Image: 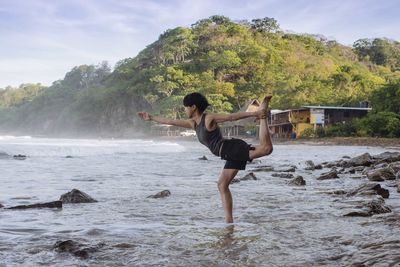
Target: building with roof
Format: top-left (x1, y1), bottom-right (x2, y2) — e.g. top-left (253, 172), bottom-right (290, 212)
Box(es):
top-left (270, 105), bottom-right (371, 138)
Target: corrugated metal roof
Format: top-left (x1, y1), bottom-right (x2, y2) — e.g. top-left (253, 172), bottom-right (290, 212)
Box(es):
top-left (303, 106), bottom-right (372, 110)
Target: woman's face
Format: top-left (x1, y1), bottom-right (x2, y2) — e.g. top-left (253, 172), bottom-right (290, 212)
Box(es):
top-left (184, 105), bottom-right (196, 118)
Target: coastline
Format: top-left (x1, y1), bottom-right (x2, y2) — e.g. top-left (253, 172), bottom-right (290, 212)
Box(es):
top-left (157, 136), bottom-right (400, 149)
top-left (1, 133), bottom-right (399, 149)
top-left (273, 137), bottom-right (400, 149)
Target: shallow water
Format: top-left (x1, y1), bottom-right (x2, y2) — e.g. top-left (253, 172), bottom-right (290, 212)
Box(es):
top-left (0, 136), bottom-right (399, 266)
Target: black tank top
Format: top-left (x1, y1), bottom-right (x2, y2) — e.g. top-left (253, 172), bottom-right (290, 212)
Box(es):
top-left (195, 113), bottom-right (224, 156)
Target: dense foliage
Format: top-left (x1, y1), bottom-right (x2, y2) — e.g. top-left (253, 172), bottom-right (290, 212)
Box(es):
top-left (0, 16), bottom-right (399, 136)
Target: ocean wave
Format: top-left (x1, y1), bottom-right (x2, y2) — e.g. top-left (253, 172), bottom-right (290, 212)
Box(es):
top-left (0, 135), bottom-right (32, 140)
top-left (0, 138), bottom-right (186, 157)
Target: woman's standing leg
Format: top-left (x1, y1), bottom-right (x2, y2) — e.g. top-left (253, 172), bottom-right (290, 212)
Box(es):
top-left (217, 168), bottom-right (239, 223)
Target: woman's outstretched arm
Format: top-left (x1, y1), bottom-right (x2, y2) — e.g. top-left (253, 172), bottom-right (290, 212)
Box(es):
top-left (137, 112), bottom-right (194, 129)
top-left (208, 109), bottom-right (266, 124)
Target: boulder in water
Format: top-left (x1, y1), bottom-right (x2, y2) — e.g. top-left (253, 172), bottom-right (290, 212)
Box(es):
top-left (389, 162), bottom-right (400, 173)
top-left (13, 154), bottom-right (27, 160)
top-left (60, 189), bottom-right (98, 203)
top-left (275, 165), bottom-right (296, 172)
top-left (314, 164), bottom-right (323, 170)
top-left (65, 155), bottom-right (73, 158)
top-left (373, 152), bottom-right (400, 163)
top-left (345, 153), bottom-right (373, 167)
top-left (147, 190), bottom-right (171, 199)
top-left (54, 240), bottom-right (104, 259)
top-left (271, 173), bottom-right (294, 179)
top-left (252, 165), bottom-right (274, 172)
top-left (288, 175), bottom-right (306, 186)
top-left (0, 203), bottom-right (3, 208)
top-left (304, 160), bottom-right (315, 170)
top-left (366, 167), bottom-right (396, 181)
top-left (346, 183), bottom-right (389, 199)
top-left (6, 201), bottom-right (62, 210)
top-left (198, 155), bottom-right (208, 160)
top-left (344, 198), bottom-right (391, 217)
top-left (317, 169), bottom-right (339, 180)
top-left (231, 172), bottom-right (257, 184)
top-left (304, 160), bottom-right (321, 170)
top-left (239, 172), bottom-right (257, 181)
top-left (324, 159), bottom-right (346, 168)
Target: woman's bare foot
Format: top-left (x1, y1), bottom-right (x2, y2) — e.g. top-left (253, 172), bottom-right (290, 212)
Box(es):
top-left (255, 96), bottom-right (272, 120)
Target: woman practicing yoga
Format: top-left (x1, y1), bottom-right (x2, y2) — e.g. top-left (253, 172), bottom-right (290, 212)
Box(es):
top-left (138, 92), bottom-right (273, 223)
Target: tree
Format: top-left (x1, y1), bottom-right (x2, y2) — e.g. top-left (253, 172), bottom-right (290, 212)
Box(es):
top-left (251, 17), bottom-right (280, 33)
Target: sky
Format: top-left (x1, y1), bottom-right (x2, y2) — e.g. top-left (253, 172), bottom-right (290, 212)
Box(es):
top-left (0, 0), bottom-right (399, 88)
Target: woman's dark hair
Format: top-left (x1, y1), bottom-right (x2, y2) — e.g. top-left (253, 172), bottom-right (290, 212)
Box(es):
top-left (183, 92), bottom-right (210, 113)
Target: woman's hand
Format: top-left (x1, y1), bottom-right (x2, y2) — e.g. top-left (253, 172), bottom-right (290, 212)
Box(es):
top-left (255, 108), bottom-right (267, 119)
top-left (137, 112), bottom-right (152, 121)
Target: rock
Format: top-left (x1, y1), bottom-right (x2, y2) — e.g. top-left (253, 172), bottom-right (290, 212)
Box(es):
top-left (13, 154), bottom-right (27, 160)
top-left (367, 198), bottom-right (392, 215)
top-left (344, 198), bottom-right (391, 217)
top-left (247, 159), bottom-right (262, 165)
top-left (347, 166), bottom-right (366, 174)
top-left (389, 162), bottom-right (400, 173)
top-left (231, 172), bottom-right (258, 184)
top-left (288, 175), bottom-right (306, 186)
top-left (198, 156), bottom-right (208, 160)
top-left (373, 152), bottom-right (400, 163)
top-left (333, 190), bottom-right (347, 195)
top-left (252, 165), bottom-right (274, 172)
top-left (373, 163), bottom-right (388, 169)
top-left (398, 181), bottom-right (400, 193)
top-left (6, 201), bottom-right (62, 210)
top-left (271, 173), bottom-right (294, 178)
top-left (317, 169), bottom-right (339, 180)
top-left (54, 240), bottom-right (104, 259)
top-left (345, 153), bottom-right (373, 167)
top-left (324, 159), bottom-right (346, 168)
top-left (239, 172), bottom-right (257, 181)
top-left (60, 189), bottom-right (98, 203)
top-left (147, 190), bottom-right (171, 199)
top-left (376, 188), bottom-right (390, 199)
top-left (342, 156), bottom-right (351, 159)
top-left (305, 160), bottom-right (315, 170)
top-left (314, 164), bottom-right (323, 170)
top-left (344, 211), bottom-right (370, 217)
top-left (397, 171), bottom-right (400, 180)
top-left (65, 155), bottom-right (73, 158)
top-left (0, 203), bottom-right (3, 208)
top-left (366, 167), bottom-right (396, 181)
top-left (275, 166), bottom-right (296, 172)
top-left (347, 183), bottom-right (389, 199)
top-left (230, 178), bottom-right (241, 184)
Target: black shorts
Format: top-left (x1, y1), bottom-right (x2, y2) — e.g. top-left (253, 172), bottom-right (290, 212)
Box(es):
top-left (220, 138), bottom-right (254, 170)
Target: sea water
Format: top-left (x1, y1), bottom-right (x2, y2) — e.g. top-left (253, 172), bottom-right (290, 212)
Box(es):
top-left (0, 136), bottom-right (399, 266)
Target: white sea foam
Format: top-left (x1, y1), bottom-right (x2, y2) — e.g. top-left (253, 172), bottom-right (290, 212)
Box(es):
top-left (0, 135), bottom-right (32, 140)
top-left (0, 137), bottom-right (185, 157)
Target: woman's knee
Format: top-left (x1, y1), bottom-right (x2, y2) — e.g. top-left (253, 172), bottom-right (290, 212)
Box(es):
top-left (266, 146), bottom-right (273, 155)
top-left (217, 178), bottom-right (229, 192)
top-left (261, 145), bottom-right (273, 156)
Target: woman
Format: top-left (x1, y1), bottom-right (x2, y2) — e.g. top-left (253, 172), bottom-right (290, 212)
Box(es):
top-left (137, 92), bottom-right (273, 223)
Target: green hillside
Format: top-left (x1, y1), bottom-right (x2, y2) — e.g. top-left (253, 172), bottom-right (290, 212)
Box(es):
top-left (1, 16), bottom-right (399, 136)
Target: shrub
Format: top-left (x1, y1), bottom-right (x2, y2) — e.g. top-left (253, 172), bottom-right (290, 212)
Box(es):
top-left (356, 112), bottom-right (400, 137)
top-left (325, 122), bottom-right (357, 137)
